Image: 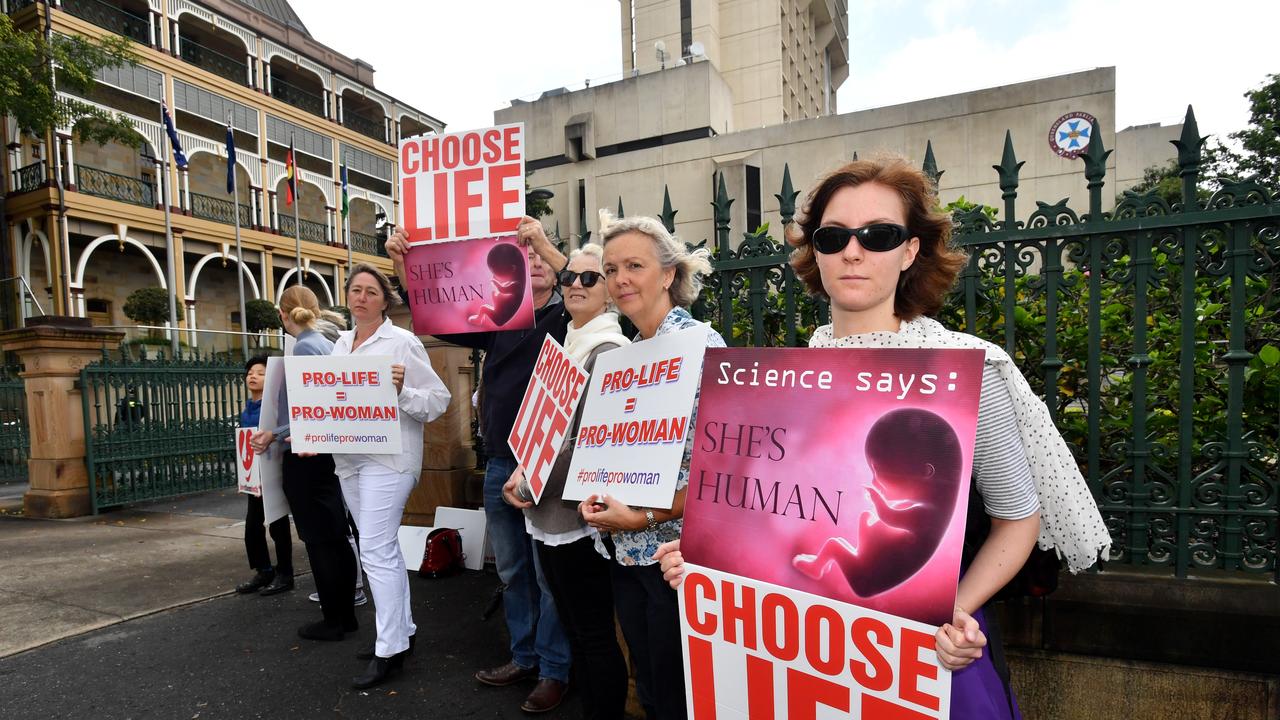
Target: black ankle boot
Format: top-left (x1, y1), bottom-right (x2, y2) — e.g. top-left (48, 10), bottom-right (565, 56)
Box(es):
top-left (356, 633), bottom-right (414, 661)
top-left (352, 653), bottom-right (404, 689)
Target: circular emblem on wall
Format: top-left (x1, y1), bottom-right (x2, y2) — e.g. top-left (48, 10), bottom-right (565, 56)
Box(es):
top-left (1049, 111), bottom-right (1097, 159)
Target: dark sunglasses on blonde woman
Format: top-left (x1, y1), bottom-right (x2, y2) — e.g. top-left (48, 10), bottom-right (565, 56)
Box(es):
top-left (812, 223), bottom-right (912, 254)
top-left (558, 270), bottom-right (603, 288)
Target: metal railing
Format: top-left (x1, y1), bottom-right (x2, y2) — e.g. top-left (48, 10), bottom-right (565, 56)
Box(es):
top-left (343, 112), bottom-right (385, 142)
top-left (11, 161), bottom-right (44, 194)
top-left (270, 76), bottom-right (325, 118)
top-left (0, 366), bottom-right (28, 486)
top-left (179, 36), bottom-right (248, 85)
top-left (76, 165), bottom-right (155, 208)
top-left (4, 0), bottom-right (38, 14)
top-left (190, 191), bottom-right (253, 227)
top-left (349, 230), bottom-right (387, 256)
top-left (61, 0), bottom-right (150, 44)
top-left (80, 347), bottom-right (247, 511)
top-left (598, 105), bottom-right (1279, 580)
top-left (278, 214), bottom-right (329, 244)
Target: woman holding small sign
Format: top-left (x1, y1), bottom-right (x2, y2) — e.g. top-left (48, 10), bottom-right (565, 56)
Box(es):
top-left (523, 212), bottom-right (725, 720)
top-left (250, 287), bottom-right (359, 646)
top-left (658, 156), bottom-right (1110, 719)
top-left (502, 239), bottom-right (632, 720)
top-left (332, 263), bottom-right (451, 690)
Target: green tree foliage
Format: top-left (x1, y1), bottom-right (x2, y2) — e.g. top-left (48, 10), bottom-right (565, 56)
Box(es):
top-left (0, 14), bottom-right (141, 146)
top-left (244, 299), bottom-right (281, 333)
top-left (1230, 72), bottom-right (1280, 189)
top-left (123, 287), bottom-right (182, 326)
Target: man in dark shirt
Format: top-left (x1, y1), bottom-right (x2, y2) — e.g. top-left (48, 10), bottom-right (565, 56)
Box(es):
top-left (386, 222), bottom-right (573, 713)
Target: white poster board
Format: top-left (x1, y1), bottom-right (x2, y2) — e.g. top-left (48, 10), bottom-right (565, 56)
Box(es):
top-left (563, 325), bottom-right (708, 508)
top-left (679, 564), bottom-right (951, 719)
top-left (399, 123), bottom-right (524, 243)
top-left (256, 356), bottom-right (289, 524)
top-left (235, 425), bottom-right (262, 497)
top-left (507, 336), bottom-right (589, 504)
top-left (284, 355), bottom-right (402, 455)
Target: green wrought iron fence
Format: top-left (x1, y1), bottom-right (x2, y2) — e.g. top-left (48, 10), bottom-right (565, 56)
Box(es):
top-left (349, 230), bottom-right (388, 257)
top-left (0, 366), bottom-right (28, 485)
top-left (11, 161), bottom-right (44, 194)
top-left (80, 348), bottom-right (247, 511)
top-left (77, 166), bottom-right (155, 208)
top-left (270, 76), bottom-right (325, 118)
top-left (279, 215), bottom-right (329, 244)
top-left (190, 191), bottom-right (253, 227)
top-left (61, 0), bottom-right (150, 44)
top-left (600, 106), bottom-right (1278, 580)
top-left (178, 36), bottom-right (248, 85)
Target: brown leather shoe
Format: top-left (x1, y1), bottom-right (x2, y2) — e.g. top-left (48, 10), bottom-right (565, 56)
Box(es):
top-left (520, 678), bottom-right (567, 713)
top-left (474, 661), bottom-right (538, 687)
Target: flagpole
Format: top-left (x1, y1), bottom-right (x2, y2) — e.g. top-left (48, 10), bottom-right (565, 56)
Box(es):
top-left (229, 113), bottom-right (248, 361)
top-left (291, 131), bottom-right (302, 287)
top-left (160, 101), bottom-right (180, 357)
top-left (343, 153), bottom-right (351, 285)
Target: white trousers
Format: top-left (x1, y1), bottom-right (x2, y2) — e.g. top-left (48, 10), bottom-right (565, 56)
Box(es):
top-left (339, 463), bottom-right (416, 657)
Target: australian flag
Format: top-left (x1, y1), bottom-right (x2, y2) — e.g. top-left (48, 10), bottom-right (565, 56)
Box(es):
top-left (161, 103), bottom-right (188, 170)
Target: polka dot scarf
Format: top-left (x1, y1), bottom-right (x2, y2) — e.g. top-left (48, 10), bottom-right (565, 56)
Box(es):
top-left (810, 315), bottom-right (1111, 573)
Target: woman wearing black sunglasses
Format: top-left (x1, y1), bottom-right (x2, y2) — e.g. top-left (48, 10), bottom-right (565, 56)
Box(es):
top-left (504, 230), bottom-right (632, 720)
top-left (658, 156), bottom-right (1109, 720)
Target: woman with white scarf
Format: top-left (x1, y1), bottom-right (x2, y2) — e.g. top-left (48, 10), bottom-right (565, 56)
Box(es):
top-left (503, 240), bottom-right (631, 719)
top-left (656, 156), bottom-right (1110, 719)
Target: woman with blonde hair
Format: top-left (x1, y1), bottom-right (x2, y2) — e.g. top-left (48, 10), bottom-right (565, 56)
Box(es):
top-left (250, 285), bottom-right (359, 643)
top-left (523, 211), bottom-right (724, 720)
top-left (332, 263), bottom-right (451, 689)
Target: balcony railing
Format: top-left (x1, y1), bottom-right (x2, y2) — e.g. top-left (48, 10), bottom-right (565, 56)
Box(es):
top-left (343, 112), bottom-right (385, 143)
top-left (179, 37), bottom-right (248, 85)
top-left (190, 192), bottom-right (253, 227)
top-left (5, 0), bottom-right (37, 14)
top-left (12, 161), bottom-right (45, 194)
top-left (62, 0), bottom-right (150, 44)
top-left (278, 215), bottom-right (329, 244)
top-left (76, 165), bottom-right (155, 208)
top-left (349, 230), bottom-right (387, 257)
top-left (270, 77), bottom-right (325, 118)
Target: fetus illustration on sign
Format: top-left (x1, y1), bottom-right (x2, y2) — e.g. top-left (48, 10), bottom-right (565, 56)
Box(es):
top-left (468, 242), bottom-right (527, 327)
top-left (792, 408), bottom-right (963, 596)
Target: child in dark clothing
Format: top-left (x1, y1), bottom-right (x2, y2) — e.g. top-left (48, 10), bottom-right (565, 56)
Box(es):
top-left (235, 355), bottom-right (294, 596)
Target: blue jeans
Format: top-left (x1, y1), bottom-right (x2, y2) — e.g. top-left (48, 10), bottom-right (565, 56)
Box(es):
top-left (483, 457), bottom-right (572, 682)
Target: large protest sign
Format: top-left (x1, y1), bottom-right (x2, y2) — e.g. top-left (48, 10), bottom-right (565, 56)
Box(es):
top-left (399, 124), bottom-right (524, 243)
top-left (563, 325), bottom-right (709, 508)
top-left (680, 564), bottom-right (952, 720)
top-left (284, 355), bottom-right (402, 455)
top-left (235, 425), bottom-right (262, 497)
top-left (257, 356), bottom-right (289, 523)
top-left (507, 336), bottom-right (590, 504)
top-left (402, 236), bottom-right (535, 336)
top-left (679, 347), bottom-right (985, 717)
top-left (681, 347), bottom-right (985, 626)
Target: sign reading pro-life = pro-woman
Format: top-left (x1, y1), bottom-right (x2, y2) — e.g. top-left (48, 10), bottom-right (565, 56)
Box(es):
top-left (284, 355), bottom-right (402, 455)
top-left (563, 324), bottom-right (709, 509)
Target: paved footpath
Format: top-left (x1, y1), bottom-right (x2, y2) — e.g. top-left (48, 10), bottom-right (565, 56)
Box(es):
top-left (0, 489), bottom-right (586, 719)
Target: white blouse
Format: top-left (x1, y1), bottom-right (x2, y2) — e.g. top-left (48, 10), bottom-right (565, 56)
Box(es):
top-left (331, 317), bottom-right (451, 480)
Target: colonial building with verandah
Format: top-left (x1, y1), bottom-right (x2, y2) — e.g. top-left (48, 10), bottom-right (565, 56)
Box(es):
top-left (1, 0), bottom-right (440, 347)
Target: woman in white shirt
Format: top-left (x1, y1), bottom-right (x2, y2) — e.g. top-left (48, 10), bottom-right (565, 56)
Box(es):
top-left (332, 263), bottom-right (451, 689)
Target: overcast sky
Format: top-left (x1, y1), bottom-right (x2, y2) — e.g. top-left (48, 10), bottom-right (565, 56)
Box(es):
top-left (293, 0), bottom-right (1278, 142)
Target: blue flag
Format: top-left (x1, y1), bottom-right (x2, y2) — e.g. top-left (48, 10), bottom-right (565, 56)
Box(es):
top-left (225, 124), bottom-right (236, 194)
top-left (162, 103), bottom-right (188, 169)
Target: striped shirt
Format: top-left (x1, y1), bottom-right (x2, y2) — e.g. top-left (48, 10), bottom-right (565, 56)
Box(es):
top-left (973, 363), bottom-right (1041, 520)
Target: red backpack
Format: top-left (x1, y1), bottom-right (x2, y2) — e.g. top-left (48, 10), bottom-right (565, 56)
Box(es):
top-left (419, 528), bottom-right (465, 578)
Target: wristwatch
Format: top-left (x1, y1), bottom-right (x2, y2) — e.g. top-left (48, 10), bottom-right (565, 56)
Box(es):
top-left (645, 510), bottom-right (657, 531)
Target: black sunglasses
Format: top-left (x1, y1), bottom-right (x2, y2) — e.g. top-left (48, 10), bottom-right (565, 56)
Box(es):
top-left (811, 224), bottom-right (911, 254)
top-left (558, 269), bottom-right (603, 288)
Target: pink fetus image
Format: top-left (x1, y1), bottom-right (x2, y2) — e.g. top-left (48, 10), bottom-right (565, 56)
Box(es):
top-left (792, 407), bottom-right (963, 597)
top-left (468, 243), bottom-right (526, 327)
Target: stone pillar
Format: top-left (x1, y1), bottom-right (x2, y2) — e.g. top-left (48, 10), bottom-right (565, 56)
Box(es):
top-left (1, 318), bottom-right (125, 518)
top-left (403, 337), bottom-right (479, 526)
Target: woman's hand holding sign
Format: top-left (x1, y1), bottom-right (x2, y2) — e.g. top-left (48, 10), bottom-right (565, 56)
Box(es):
top-left (935, 605), bottom-right (988, 671)
top-left (391, 363), bottom-right (405, 394)
top-left (249, 429), bottom-right (274, 454)
top-left (654, 539), bottom-right (686, 588)
top-left (578, 494), bottom-right (645, 532)
top-left (502, 467), bottom-right (534, 510)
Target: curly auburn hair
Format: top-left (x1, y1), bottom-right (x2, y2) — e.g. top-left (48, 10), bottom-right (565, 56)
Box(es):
top-left (785, 156), bottom-right (967, 321)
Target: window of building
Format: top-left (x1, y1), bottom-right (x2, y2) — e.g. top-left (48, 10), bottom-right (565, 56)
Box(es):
top-left (577, 178), bottom-right (587, 235)
top-left (746, 165), bottom-right (761, 233)
top-left (630, 0), bottom-right (638, 71)
top-left (86, 298), bottom-right (112, 326)
top-left (680, 0), bottom-right (692, 60)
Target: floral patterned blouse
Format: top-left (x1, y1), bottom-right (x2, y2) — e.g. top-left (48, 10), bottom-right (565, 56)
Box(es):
top-left (604, 306), bottom-right (726, 566)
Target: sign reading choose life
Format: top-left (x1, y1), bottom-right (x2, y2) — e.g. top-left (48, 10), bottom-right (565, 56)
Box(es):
top-left (563, 325), bottom-right (710, 509)
top-left (507, 337), bottom-right (589, 504)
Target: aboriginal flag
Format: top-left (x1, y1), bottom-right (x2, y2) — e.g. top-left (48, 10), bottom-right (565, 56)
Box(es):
top-left (285, 140), bottom-right (297, 206)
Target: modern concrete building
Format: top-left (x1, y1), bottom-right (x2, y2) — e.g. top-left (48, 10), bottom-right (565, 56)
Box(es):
top-left (500, 2), bottom-right (1181, 247)
top-left (1, 0), bottom-right (442, 346)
